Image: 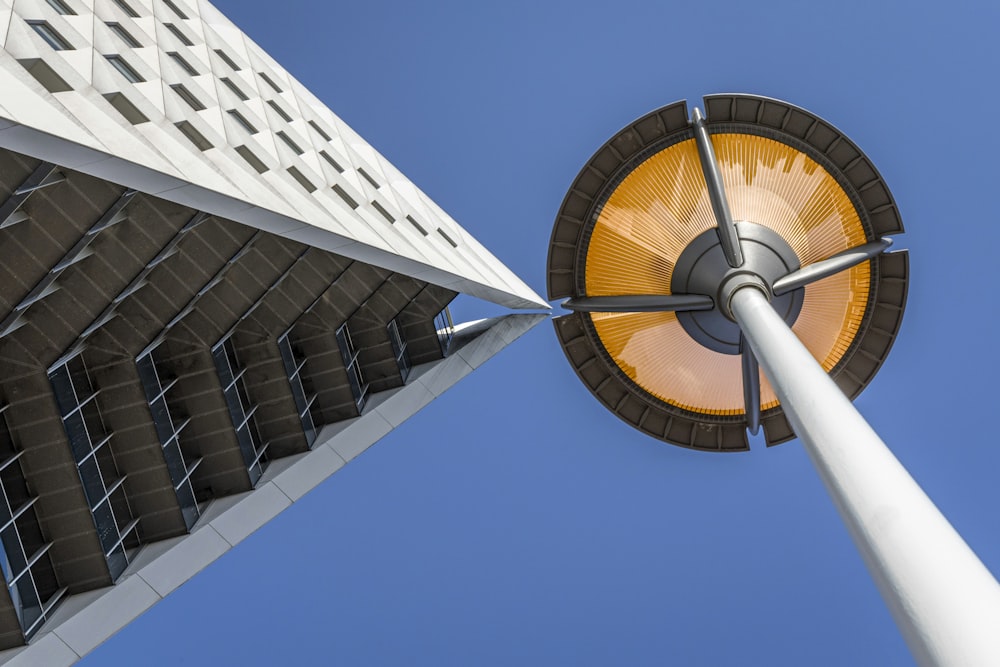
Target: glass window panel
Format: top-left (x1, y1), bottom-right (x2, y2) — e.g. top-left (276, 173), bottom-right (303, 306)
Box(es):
top-left (49, 365), bottom-right (77, 415)
top-left (162, 439), bottom-right (187, 488)
top-left (175, 481), bottom-right (198, 530)
top-left (0, 525), bottom-right (26, 583)
top-left (136, 354), bottom-right (159, 401)
top-left (78, 457), bottom-right (105, 509)
top-left (62, 411), bottom-right (92, 463)
top-left (92, 500), bottom-right (120, 556)
top-left (10, 572), bottom-right (42, 633)
top-left (149, 396), bottom-right (175, 444)
top-left (0, 466), bottom-right (29, 517)
top-left (106, 542), bottom-right (127, 580)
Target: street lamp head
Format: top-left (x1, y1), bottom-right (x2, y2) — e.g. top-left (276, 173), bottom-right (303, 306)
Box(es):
top-left (547, 94), bottom-right (908, 451)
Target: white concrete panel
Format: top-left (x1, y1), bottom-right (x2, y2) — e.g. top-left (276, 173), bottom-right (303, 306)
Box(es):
top-left (134, 526), bottom-right (231, 597)
top-left (412, 356), bottom-right (475, 398)
top-left (208, 482), bottom-right (291, 547)
top-left (1, 632), bottom-right (77, 667)
top-left (51, 575), bottom-right (161, 657)
top-left (321, 412), bottom-right (395, 463)
top-left (370, 382), bottom-right (435, 429)
top-left (269, 444), bottom-right (346, 503)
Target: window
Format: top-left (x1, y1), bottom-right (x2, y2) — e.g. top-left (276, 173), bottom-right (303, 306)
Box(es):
top-left (27, 21), bottom-right (73, 50)
top-left (307, 120), bottom-right (332, 142)
top-left (105, 22), bottom-right (141, 48)
top-left (277, 331), bottom-right (318, 447)
top-left (335, 323), bottom-right (369, 413)
top-left (170, 83), bottom-right (205, 111)
top-left (332, 184), bottom-right (358, 209)
top-left (136, 347), bottom-right (200, 529)
top-left (48, 355), bottom-right (140, 581)
top-left (258, 71), bottom-right (282, 93)
top-left (212, 337), bottom-right (268, 485)
top-left (0, 407), bottom-right (65, 639)
top-left (112, 0), bottom-right (140, 17)
top-left (166, 51), bottom-right (198, 75)
top-left (220, 77), bottom-right (249, 101)
top-left (358, 167), bottom-right (380, 189)
top-left (104, 91), bottom-right (149, 124)
top-left (371, 200), bottom-right (395, 224)
top-left (435, 307), bottom-right (454, 355)
top-left (437, 228), bottom-right (459, 247)
top-left (174, 120), bottom-right (212, 151)
top-left (266, 99), bottom-right (292, 123)
top-left (406, 215), bottom-right (428, 236)
top-left (319, 150), bottom-right (344, 173)
top-left (214, 49), bottom-right (240, 70)
top-left (386, 319), bottom-right (412, 383)
top-left (275, 131), bottom-right (304, 155)
top-left (163, 22), bottom-right (193, 46)
top-left (104, 55), bottom-right (144, 83)
top-left (236, 145), bottom-right (268, 173)
top-left (227, 109), bottom-right (258, 134)
top-left (45, 0), bottom-right (75, 15)
top-left (162, 0), bottom-right (189, 19)
top-left (286, 166), bottom-right (316, 193)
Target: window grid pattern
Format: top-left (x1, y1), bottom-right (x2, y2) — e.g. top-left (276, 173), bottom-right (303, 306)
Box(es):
top-left (277, 331), bottom-right (318, 448)
top-left (166, 51), bottom-right (197, 76)
top-left (136, 349), bottom-right (200, 530)
top-left (48, 357), bottom-right (140, 581)
top-left (0, 409), bottom-right (64, 640)
top-left (386, 319), bottom-right (412, 383)
top-left (212, 338), bottom-right (268, 486)
top-left (105, 54), bottom-right (144, 83)
top-left (335, 323), bottom-right (369, 413)
top-left (105, 22), bottom-right (141, 48)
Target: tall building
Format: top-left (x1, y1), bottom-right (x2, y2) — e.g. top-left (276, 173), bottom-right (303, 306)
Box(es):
top-left (0, 1), bottom-right (546, 663)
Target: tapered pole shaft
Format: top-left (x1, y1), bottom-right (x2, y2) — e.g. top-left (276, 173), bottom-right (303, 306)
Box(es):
top-left (729, 286), bottom-right (1000, 667)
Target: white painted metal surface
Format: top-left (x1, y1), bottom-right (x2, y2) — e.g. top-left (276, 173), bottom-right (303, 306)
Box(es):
top-left (730, 285), bottom-right (1000, 667)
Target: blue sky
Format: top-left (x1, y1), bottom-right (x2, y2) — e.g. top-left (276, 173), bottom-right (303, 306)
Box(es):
top-left (85, 1), bottom-right (1000, 665)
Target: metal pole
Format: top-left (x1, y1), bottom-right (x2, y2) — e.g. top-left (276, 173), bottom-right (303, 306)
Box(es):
top-left (729, 285), bottom-right (1000, 667)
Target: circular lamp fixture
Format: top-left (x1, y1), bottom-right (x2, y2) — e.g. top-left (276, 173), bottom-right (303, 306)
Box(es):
top-left (547, 95), bottom-right (908, 451)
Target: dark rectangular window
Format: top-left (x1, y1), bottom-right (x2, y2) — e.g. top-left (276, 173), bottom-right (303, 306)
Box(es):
top-left (105, 22), bottom-right (141, 48)
top-left (307, 120), bottom-right (332, 142)
top-left (27, 21), bottom-right (73, 50)
top-left (287, 166), bottom-right (316, 193)
top-left (258, 71), bottom-right (282, 93)
top-left (220, 77), bottom-right (249, 101)
top-left (319, 150), bottom-right (344, 173)
top-left (214, 49), bottom-right (240, 70)
top-left (162, 0), bottom-right (189, 19)
top-left (174, 120), bottom-right (212, 151)
top-left (276, 130), bottom-right (304, 155)
top-left (331, 184), bottom-right (358, 209)
top-left (406, 215), bottom-right (428, 236)
top-left (266, 99), bottom-right (292, 123)
top-left (235, 145), bottom-right (268, 173)
top-left (358, 167), bottom-right (380, 189)
top-left (163, 22), bottom-right (193, 46)
top-left (437, 228), bottom-right (459, 247)
top-left (104, 54), bottom-right (144, 83)
top-left (112, 0), bottom-right (140, 17)
top-left (386, 319), bottom-right (412, 383)
top-left (227, 109), bottom-right (258, 134)
top-left (212, 337), bottom-right (268, 485)
top-left (45, 0), bottom-right (75, 15)
top-left (170, 83), bottom-right (205, 111)
top-left (166, 51), bottom-right (197, 75)
top-left (104, 91), bottom-right (149, 124)
top-left (371, 200), bottom-right (395, 224)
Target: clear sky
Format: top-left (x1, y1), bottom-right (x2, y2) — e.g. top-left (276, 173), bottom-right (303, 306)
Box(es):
top-left (83, 1), bottom-right (1000, 665)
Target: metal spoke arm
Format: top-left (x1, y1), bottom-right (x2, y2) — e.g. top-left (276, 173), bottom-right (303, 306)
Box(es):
top-left (562, 293), bottom-right (713, 313)
top-left (740, 335), bottom-right (760, 435)
top-left (772, 238), bottom-right (893, 296)
top-left (691, 107), bottom-right (743, 268)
